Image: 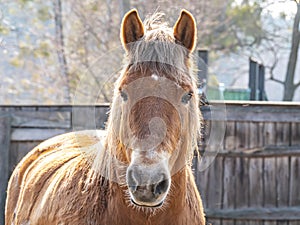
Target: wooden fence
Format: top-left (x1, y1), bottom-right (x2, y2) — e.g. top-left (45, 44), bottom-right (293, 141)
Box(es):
top-left (196, 101), bottom-right (300, 225)
top-left (0, 102), bottom-right (299, 225)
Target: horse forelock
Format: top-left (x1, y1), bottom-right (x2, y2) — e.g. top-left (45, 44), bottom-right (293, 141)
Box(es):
top-left (143, 12), bottom-right (169, 31)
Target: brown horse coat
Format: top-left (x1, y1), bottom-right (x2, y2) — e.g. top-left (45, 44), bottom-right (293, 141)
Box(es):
top-left (6, 9), bottom-right (206, 225)
top-left (6, 131), bottom-right (205, 225)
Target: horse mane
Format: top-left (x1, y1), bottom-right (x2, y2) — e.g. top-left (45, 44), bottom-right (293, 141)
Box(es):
top-left (82, 12), bottom-right (201, 183)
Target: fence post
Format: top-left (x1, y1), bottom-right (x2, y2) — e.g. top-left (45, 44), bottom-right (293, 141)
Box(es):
top-left (249, 58), bottom-right (258, 100)
top-left (0, 108), bottom-right (11, 225)
top-left (197, 49), bottom-right (208, 88)
top-left (258, 64), bottom-right (265, 101)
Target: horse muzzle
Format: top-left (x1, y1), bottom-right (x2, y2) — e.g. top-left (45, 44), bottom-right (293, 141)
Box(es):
top-left (126, 162), bottom-right (171, 207)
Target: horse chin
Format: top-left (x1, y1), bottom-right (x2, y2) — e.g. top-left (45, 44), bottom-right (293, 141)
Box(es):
top-left (130, 198), bottom-right (164, 208)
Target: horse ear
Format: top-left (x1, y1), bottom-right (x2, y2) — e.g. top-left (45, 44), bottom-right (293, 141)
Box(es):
top-left (120, 9), bottom-right (144, 50)
top-left (173, 10), bottom-right (197, 52)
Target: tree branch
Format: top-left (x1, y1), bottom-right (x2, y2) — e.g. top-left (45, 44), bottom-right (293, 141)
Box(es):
top-left (269, 76), bottom-right (285, 85)
top-left (295, 80), bottom-right (300, 89)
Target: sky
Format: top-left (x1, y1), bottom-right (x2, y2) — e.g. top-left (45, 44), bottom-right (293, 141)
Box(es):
top-left (234, 0), bottom-right (298, 18)
top-left (266, 0), bottom-right (297, 18)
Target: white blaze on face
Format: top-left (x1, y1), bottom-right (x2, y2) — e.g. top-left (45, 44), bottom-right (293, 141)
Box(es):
top-left (129, 149), bottom-right (171, 186)
top-left (131, 148), bottom-right (170, 166)
top-left (151, 74), bottom-right (159, 81)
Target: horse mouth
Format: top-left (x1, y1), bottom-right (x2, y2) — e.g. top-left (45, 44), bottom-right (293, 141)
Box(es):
top-left (130, 198), bottom-right (164, 208)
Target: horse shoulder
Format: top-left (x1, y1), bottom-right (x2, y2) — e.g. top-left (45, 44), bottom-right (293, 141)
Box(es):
top-left (6, 130), bottom-right (109, 225)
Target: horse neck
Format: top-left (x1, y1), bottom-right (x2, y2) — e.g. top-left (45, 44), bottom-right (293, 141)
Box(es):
top-left (82, 128), bottom-right (126, 185)
top-left (169, 167), bottom-right (189, 206)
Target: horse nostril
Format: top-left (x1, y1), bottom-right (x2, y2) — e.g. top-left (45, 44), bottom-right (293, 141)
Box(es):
top-left (127, 169), bottom-right (138, 192)
top-left (154, 179), bottom-right (169, 195)
top-left (130, 185), bottom-right (138, 192)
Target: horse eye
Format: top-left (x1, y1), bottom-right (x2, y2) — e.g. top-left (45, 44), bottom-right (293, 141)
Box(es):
top-left (120, 90), bottom-right (128, 101)
top-left (181, 92), bottom-right (193, 104)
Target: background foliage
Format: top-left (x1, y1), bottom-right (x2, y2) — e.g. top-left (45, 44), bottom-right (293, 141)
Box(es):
top-left (0, 0), bottom-right (299, 103)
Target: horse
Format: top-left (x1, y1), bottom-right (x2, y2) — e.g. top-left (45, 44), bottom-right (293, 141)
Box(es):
top-left (5, 9), bottom-right (206, 225)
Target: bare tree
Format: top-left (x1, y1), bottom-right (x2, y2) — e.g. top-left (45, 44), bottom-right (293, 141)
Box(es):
top-left (54, 0), bottom-right (71, 102)
top-left (283, 1), bottom-right (300, 100)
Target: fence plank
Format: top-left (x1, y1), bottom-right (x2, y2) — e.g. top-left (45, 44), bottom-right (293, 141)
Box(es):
top-left (249, 158), bottom-right (263, 207)
top-left (11, 128), bottom-right (69, 141)
top-left (235, 220), bottom-right (244, 225)
top-left (235, 157), bottom-right (249, 209)
top-left (11, 111), bottom-right (71, 128)
top-left (289, 222), bottom-right (300, 225)
top-left (235, 122), bottom-right (250, 150)
top-left (206, 155), bottom-right (224, 225)
top-left (264, 220), bottom-right (277, 225)
top-left (291, 123), bottom-right (300, 146)
top-left (9, 141), bottom-right (40, 174)
top-left (9, 142), bottom-right (18, 174)
top-left (222, 156), bottom-right (236, 225)
top-left (205, 146), bottom-right (300, 158)
top-left (202, 120), bottom-right (211, 148)
top-left (248, 157), bottom-right (265, 225)
top-left (16, 142), bottom-right (41, 164)
top-left (264, 122), bottom-right (276, 146)
top-left (289, 157), bottom-right (300, 207)
top-left (263, 158), bottom-right (277, 225)
top-left (223, 157), bottom-right (236, 209)
top-left (257, 122), bottom-right (264, 148)
top-left (249, 221), bottom-right (263, 225)
top-left (249, 122), bottom-right (259, 149)
top-left (95, 107), bottom-right (110, 129)
top-left (275, 123), bottom-right (290, 146)
top-left (222, 219), bottom-right (235, 225)
top-left (263, 158), bottom-right (277, 207)
top-left (0, 111), bottom-right (11, 225)
top-left (206, 218), bottom-right (221, 225)
top-left (202, 103), bottom-right (300, 122)
top-left (196, 161), bottom-right (209, 209)
top-left (224, 122), bottom-right (236, 151)
top-left (72, 106), bottom-right (99, 130)
top-left (205, 206), bottom-right (300, 220)
top-left (276, 220), bottom-right (289, 225)
top-left (207, 156), bottom-right (223, 209)
top-left (275, 124), bottom-right (290, 225)
top-left (276, 157), bottom-right (289, 207)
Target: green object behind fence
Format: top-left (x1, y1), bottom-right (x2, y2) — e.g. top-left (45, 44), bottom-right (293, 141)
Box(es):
top-left (224, 88), bottom-right (251, 100)
top-left (206, 87), bottom-right (251, 101)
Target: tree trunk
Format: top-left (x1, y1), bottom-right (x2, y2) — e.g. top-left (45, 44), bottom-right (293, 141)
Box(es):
top-left (54, 0), bottom-right (71, 102)
top-left (283, 2), bottom-right (300, 101)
